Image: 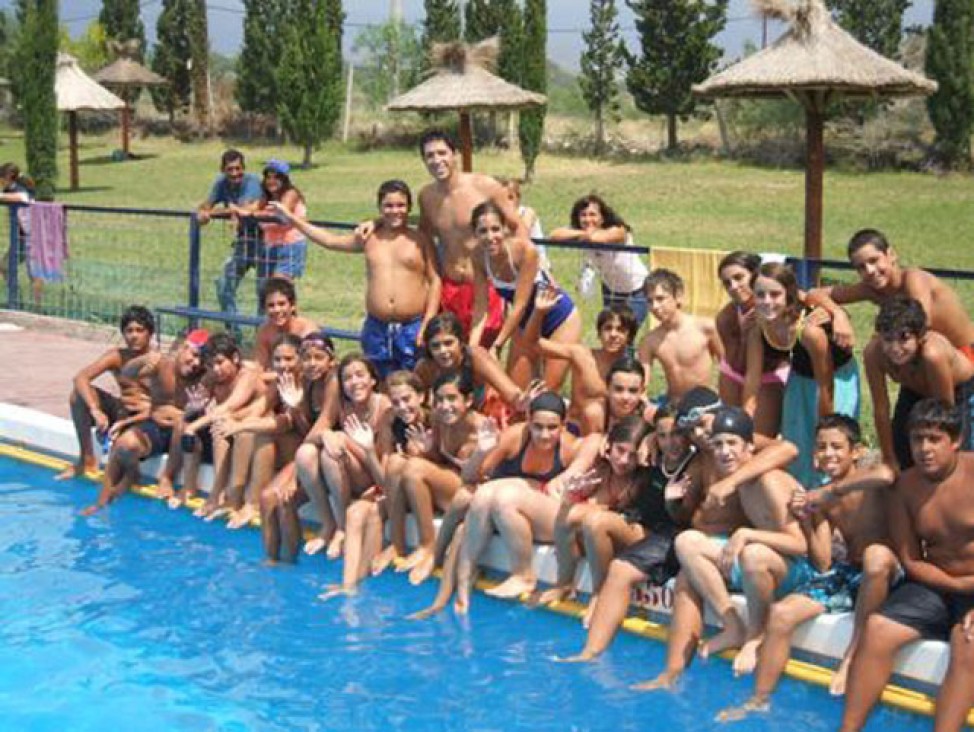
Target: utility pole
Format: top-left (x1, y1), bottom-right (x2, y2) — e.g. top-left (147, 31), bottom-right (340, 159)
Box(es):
top-left (390, 0), bottom-right (402, 22)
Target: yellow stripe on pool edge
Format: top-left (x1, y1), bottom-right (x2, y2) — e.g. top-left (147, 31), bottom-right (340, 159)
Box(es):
top-left (2, 442), bottom-right (971, 726)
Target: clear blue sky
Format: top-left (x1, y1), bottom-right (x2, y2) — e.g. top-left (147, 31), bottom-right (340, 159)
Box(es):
top-left (9, 1), bottom-right (935, 71)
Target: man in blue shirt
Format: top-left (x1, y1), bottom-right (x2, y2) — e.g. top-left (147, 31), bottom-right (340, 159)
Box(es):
top-left (198, 149), bottom-right (263, 325)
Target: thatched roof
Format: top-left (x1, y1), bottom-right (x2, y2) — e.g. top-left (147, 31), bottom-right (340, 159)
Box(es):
top-left (388, 38), bottom-right (546, 112)
top-left (56, 54), bottom-right (125, 112)
top-left (94, 57), bottom-right (166, 88)
top-left (694, 0), bottom-right (936, 99)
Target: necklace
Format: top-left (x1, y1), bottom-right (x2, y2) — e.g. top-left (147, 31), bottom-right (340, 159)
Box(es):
top-left (661, 444), bottom-right (698, 480)
top-left (760, 315), bottom-right (802, 353)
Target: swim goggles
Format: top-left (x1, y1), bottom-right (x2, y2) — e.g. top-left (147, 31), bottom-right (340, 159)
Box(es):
top-left (676, 402), bottom-right (721, 430)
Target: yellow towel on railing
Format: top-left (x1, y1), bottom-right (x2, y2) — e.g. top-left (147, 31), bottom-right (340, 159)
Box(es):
top-left (648, 246), bottom-right (729, 320)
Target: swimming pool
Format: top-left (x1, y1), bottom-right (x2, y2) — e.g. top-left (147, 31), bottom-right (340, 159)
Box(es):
top-left (0, 455), bottom-right (933, 731)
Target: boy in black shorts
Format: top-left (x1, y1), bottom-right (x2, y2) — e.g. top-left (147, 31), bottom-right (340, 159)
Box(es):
top-left (841, 399), bottom-right (974, 732)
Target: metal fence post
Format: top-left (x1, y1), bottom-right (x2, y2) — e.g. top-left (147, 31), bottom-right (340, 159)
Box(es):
top-left (6, 205), bottom-right (19, 309)
top-left (188, 213), bottom-right (201, 324)
top-left (793, 257), bottom-right (813, 290)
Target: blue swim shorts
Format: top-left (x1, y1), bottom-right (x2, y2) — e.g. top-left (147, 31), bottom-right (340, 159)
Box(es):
top-left (361, 313), bottom-right (423, 380)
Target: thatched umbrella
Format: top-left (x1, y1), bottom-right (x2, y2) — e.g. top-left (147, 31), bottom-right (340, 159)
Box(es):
top-left (55, 53), bottom-right (126, 190)
top-left (387, 38), bottom-right (547, 172)
top-left (693, 0), bottom-right (936, 269)
top-left (94, 55), bottom-right (166, 158)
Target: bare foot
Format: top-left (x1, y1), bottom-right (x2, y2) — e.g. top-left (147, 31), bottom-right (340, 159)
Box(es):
top-left (407, 603), bottom-right (446, 621)
top-left (326, 530), bottom-right (345, 559)
top-left (485, 574), bottom-right (537, 599)
top-left (203, 505), bottom-right (231, 523)
top-left (732, 637), bottom-right (762, 676)
top-left (554, 651), bottom-right (598, 664)
top-left (399, 547), bottom-right (426, 572)
top-left (56, 461), bottom-right (94, 481)
top-left (156, 478), bottom-right (175, 500)
top-left (167, 495), bottom-right (183, 510)
top-left (79, 503), bottom-right (103, 516)
top-left (454, 595), bottom-right (469, 615)
top-left (371, 545), bottom-right (399, 576)
top-left (829, 656), bottom-right (851, 696)
top-left (318, 584), bottom-right (356, 601)
top-left (582, 593), bottom-right (599, 629)
top-left (715, 696), bottom-right (770, 722)
top-left (304, 536), bottom-right (327, 556)
top-left (536, 586), bottom-right (571, 606)
top-left (408, 548), bottom-right (435, 586)
top-left (700, 610), bottom-right (746, 660)
top-left (631, 670), bottom-right (681, 692)
top-left (227, 504), bottom-right (258, 530)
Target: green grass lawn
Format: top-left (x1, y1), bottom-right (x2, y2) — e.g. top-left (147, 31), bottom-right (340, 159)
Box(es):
top-left (2, 127), bottom-right (972, 441)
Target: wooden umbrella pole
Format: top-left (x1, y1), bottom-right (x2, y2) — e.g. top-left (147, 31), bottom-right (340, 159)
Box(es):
top-left (804, 103), bottom-right (825, 285)
top-left (459, 110), bottom-right (473, 172)
top-left (121, 104), bottom-right (131, 157)
top-left (69, 111), bottom-right (80, 191)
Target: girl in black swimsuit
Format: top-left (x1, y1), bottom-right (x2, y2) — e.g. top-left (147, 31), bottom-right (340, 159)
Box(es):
top-left (455, 392), bottom-right (604, 614)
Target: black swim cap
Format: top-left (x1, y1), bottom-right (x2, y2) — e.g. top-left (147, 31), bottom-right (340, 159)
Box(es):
top-left (529, 391), bottom-right (567, 419)
top-left (710, 406), bottom-right (754, 443)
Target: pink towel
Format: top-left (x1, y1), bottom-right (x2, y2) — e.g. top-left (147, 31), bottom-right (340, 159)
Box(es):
top-left (28, 202), bottom-right (69, 282)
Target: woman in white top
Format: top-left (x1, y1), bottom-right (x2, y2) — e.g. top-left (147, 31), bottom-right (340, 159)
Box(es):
top-left (550, 194), bottom-right (649, 328)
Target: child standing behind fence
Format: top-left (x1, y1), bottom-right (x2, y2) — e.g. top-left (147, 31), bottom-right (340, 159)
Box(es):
top-left (273, 179), bottom-right (441, 379)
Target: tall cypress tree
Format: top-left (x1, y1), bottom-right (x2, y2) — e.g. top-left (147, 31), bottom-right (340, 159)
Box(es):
top-left (187, 0), bottom-right (210, 128)
top-left (150, 0), bottom-right (193, 121)
top-left (237, 0), bottom-right (287, 116)
top-left (422, 0), bottom-right (461, 69)
top-left (519, 0), bottom-right (547, 180)
top-left (625, 0), bottom-right (728, 152)
top-left (276, 0), bottom-right (344, 167)
top-left (496, 0), bottom-right (524, 85)
top-left (827, 0), bottom-right (910, 59)
top-left (14, 0), bottom-right (57, 200)
top-left (99, 0), bottom-right (146, 58)
top-left (464, 0), bottom-right (501, 43)
top-left (580, 0), bottom-right (625, 154)
top-left (925, 0), bottom-right (974, 168)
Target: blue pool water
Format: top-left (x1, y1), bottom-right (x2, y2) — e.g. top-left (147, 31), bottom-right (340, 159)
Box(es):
top-left (0, 455), bottom-right (932, 731)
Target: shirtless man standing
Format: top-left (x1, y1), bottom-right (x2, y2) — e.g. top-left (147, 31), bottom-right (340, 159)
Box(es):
top-left (277, 179), bottom-right (441, 377)
top-left (638, 268), bottom-right (723, 414)
top-left (363, 129), bottom-right (527, 347)
top-left (841, 399), bottom-right (974, 732)
top-left (57, 305), bottom-right (157, 480)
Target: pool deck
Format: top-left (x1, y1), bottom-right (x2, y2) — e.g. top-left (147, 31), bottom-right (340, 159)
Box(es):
top-left (0, 311), bottom-right (124, 418)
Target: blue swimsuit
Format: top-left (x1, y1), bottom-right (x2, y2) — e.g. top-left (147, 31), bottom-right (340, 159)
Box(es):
top-left (484, 245), bottom-right (575, 338)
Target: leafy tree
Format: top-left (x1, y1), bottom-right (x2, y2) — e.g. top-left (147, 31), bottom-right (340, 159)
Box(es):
top-left (150, 0), bottom-right (193, 121)
top-left (277, 0), bottom-right (344, 167)
top-left (827, 0), bottom-right (910, 59)
top-left (464, 0), bottom-right (501, 43)
top-left (519, 0), bottom-right (547, 180)
top-left (13, 0), bottom-right (58, 199)
top-left (0, 10), bottom-right (18, 80)
top-left (625, 0), bottom-right (728, 151)
top-left (99, 0), bottom-right (146, 58)
top-left (579, 0), bottom-right (626, 153)
top-left (925, 0), bottom-right (974, 168)
top-left (422, 0), bottom-right (461, 69)
top-left (353, 20), bottom-right (424, 107)
top-left (236, 0), bottom-right (287, 116)
top-left (59, 21), bottom-right (110, 72)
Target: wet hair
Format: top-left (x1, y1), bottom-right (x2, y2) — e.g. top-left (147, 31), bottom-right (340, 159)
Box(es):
top-left (471, 200), bottom-right (505, 230)
top-left (529, 391), bottom-right (567, 419)
top-left (220, 149), bottom-right (244, 169)
top-left (643, 268), bottom-right (684, 298)
top-left (271, 333), bottom-right (303, 355)
top-left (718, 251), bottom-right (761, 281)
top-left (386, 369), bottom-right (424, 394)
top-left (433, 368), bottom-right (475, 397)
top-left (301, 330), bottom-right (335, 357)
top-left (418, 128), bottom-right (457, 156)
top-left (337, 352), bottom-right (380, 401)
top-left (607, 355), bottom-right (646, 385)
top-left (263, 277), bottom-right (297, 306)
top-left (816, 413), bottom-right (862, 446)
top-left (119, 305), bottom-right (155, 335)
top-left (377, 179), bottom-right (412, 209)
top-left (596, 305), bottom-right (639, 345)
top-left (653, 403), bottom-right (678, 427)
top-left (848, 229), bottom-right (891, 259)
top-left (755, 262), bottom-right (802, 319)
top-left (908, 398), bottom-right (962, 440)
top-left (875, 297), bottom-right (927, 339)
top-left (423, 312), bottom-right (467, 358)
top-left (203, 332), bottom-right (240, 364)
top-left (569, 194), bottom-right (629, 231)
top-left (607, 415), bottom-right (649, 445)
